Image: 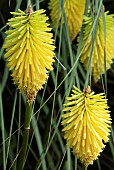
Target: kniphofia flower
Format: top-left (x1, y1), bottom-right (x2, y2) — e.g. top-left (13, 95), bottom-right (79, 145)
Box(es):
top-left (3, 5), bottom-right (55, 103)
top-left (62, 85), bottom-right (111, 166)
top-left (79, 11), bottom-right (114, 82)
top-left (49, 0), bottom-right (86, 41)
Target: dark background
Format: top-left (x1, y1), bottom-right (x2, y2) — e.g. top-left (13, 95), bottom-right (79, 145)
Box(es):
top-left (0, 0), bottom-right (114, 170)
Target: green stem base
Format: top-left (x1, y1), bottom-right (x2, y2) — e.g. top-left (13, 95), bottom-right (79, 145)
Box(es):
top-left (82, 164), bottom-right (88, 170)
top-left (17, 102), bottom-right (32, 170)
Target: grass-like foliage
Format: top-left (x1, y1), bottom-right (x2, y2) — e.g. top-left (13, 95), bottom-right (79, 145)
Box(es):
top-left (0, 0), bottom-right (114, 170)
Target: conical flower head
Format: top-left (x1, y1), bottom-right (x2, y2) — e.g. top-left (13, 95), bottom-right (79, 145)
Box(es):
top-left (79, 11), bottom-right (114, 82)
top-left (62, 86), bottom-right (111, 166)
top-left (3, 5), bottom-right (55, 103)
top-left (49, 0), bottom-right (86, 41)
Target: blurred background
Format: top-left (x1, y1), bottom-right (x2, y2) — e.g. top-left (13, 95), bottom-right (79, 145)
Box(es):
top-left (0, 0), bottom-right (114, 170)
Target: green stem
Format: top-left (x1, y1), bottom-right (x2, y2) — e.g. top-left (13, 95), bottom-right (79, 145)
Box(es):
top-left (17, 102), bottom-right (32, 170)
top-left (82, 164), bottom-right (88, 170)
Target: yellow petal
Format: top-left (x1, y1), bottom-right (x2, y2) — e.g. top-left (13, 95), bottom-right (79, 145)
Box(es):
top-left (61, 86), bottom-right (111, 166)
top-left (3, 6), bottom-right (55, 103)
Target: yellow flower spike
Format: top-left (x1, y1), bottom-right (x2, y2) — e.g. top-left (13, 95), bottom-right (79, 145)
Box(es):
top-left (49, 0), bottom-right (86, 41)
top-left (79, 11), bottom-right (114, 82)
top-left (3, 5), bottom-right (55, 103)
top-left (61, 85), bottom-right (111, 166)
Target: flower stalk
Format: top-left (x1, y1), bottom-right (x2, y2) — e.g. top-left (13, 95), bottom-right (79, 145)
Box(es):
top-left (82, 165), bottom-right (87, 170)
top-left (17, 102), bottom-right (32, 170)
top-left (3, 4), bottom-right (55, 169)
